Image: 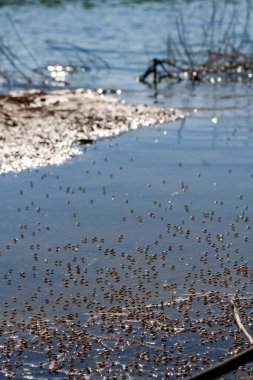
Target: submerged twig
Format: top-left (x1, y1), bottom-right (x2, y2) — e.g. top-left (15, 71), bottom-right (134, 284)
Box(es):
top-left (189, 346), bottom-right (253, 380)
top-left (189, 297), bottom-right (253, 380)
top-left (231, 298), bottom-right (253, 345)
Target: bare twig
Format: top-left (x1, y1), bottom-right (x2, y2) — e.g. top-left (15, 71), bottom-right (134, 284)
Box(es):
top-left (0, 44), bottom-right (32, 83)
top-left (231, 298), bottom-right (253, 345)
top-left (175, 13), bottom-right (193, 66)
top-left (0, 16), bottom-right (110, 89)
top-left (6, 13), bottom-right (39, 68)
top-left (140, 0), bottom-right (253, 91)
top-left (189, 298), bottom-right (253, 380)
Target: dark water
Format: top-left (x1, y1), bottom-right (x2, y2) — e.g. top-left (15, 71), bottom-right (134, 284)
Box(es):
top-left (1, 1), bottom-right (253, 379)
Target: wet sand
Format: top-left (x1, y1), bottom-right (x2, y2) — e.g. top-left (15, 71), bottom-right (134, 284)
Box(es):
top-left (0, 89), bottom-right (184, 173)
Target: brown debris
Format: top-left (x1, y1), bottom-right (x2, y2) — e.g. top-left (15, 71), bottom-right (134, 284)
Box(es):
top-left (0, 88), bottom-right (184, 173)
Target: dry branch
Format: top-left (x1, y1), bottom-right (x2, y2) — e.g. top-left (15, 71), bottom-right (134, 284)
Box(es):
top-left (139, 0), bottom-right (253, 93)
top-left (0, 15), bottom-right (110, 89)
top-left (231, 298), bottom-right (253, 345)
top-left (189, 298), bottom-right (253, 380)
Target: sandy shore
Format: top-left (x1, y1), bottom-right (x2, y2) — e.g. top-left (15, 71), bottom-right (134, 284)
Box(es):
top-left (0, 89), bottom-right (184, 173)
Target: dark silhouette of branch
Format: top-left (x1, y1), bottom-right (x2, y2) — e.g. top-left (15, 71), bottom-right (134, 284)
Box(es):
top-left (189, 298), bottom-right (253, 380)
top-left (189, 347), bottom-right (253, 380)
top-left (140, 0), bottom-right (253, 92)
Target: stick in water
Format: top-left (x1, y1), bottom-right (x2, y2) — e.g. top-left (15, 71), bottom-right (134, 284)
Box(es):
top-left (231, 298), bottom-right (253, 345)
top-left (188, 297), bottom-right (253, 380)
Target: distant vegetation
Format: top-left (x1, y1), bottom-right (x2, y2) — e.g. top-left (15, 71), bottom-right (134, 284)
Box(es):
top-left (0, 0), bottom-right (250, 92)
top-left (139, 0), bottom-right (253, 94)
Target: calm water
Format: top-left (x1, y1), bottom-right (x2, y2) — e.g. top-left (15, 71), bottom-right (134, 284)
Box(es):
top-left (1, 1), bottom-right (253, 379)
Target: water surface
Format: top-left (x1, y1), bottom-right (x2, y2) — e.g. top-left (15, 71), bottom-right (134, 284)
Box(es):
top-left (1, 1), bottom-right (253, 379)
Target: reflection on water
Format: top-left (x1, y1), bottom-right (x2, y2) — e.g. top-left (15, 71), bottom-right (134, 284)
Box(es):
top-left (1, 115), bottom-right (253, 378)
top-left (1, 0), bottom-right (252, 106)
top-left (0, 0), bottom-right (253, 378)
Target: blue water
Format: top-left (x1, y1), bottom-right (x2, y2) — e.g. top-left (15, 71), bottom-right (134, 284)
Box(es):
top-left (1, 1), bottom-right (253, 379)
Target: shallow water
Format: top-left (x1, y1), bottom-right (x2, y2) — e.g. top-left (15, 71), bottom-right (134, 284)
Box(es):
top-left (1, 1), bottom-right (253, 379)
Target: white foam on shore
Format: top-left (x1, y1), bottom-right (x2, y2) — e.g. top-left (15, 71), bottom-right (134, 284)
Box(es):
top-left (0, 89), bottom-right (185, 173)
